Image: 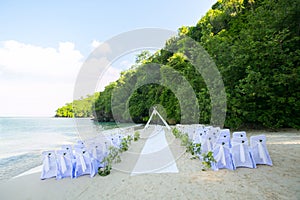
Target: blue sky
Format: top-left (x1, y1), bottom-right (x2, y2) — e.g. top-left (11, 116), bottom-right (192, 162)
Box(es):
top-left (0, 0), bottom-right (216, 116)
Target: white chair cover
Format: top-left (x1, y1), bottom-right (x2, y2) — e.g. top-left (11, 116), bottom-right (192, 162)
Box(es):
top-left (40, 150), bottom-right (57, 180)
top-left (187, 125), bottom-right (195, 140)
top-left (61, 144), bottom-right (74, 158)
top-left (207, 127), bottom-right (220, 146)
top-left (219, 129), bottom-right (230, 139)
top-left (56, 149), bottom-right (74, 179)
top-left (88, 143), bottom-right (105, 174)
top-left (231, 138), bottom-right (256, 169)
top-left (218, 129), bottom-right (231, 147)
top-left (212, 139), bottom-right (235, 171)
top-left (74, 141), bottom-right (85, 150)
top-left (201, 134), bottom-right (213, 153)
top-left (250, 135), bottom-right (272, 166)
top-left (109, 134), bottom-right (122, 148)
top-left (232, 131), bottom-right (247, 139)
top-left (74, 148), bottom-right (96, 178)
top-left (192, 132), bottom-right (200, 144)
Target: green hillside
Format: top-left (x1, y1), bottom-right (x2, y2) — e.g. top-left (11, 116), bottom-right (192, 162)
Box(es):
top-left (56, 0), bottom-right (300, 129)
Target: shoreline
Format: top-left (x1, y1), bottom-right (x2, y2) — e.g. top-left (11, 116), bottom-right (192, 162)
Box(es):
top-left (7, 124), bottom-right (143, 180)
top-left (12, 165), bottom-right (43, 179)
top-left (0, 121), bottom-right (143, 183)
top-left (0, 127), bottom-right (299, 199)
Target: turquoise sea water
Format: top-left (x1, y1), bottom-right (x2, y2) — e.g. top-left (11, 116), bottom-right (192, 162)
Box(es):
top-left (0, 117), bottom-right (134, 182)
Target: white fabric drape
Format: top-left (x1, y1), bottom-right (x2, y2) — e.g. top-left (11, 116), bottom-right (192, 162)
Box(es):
top-left (258, 142), bottom-right (267, 163)
top-left (214, 145), bottom-right (227, 166)
top-left (60, 156), bottom-right (67, 173)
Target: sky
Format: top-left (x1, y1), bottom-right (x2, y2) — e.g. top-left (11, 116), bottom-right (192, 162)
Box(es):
top-left (0, 0), bottom-right (216, 117)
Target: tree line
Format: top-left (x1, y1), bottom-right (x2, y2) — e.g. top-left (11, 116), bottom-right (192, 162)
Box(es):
top-left (56, 0), bottom-right (299, 129)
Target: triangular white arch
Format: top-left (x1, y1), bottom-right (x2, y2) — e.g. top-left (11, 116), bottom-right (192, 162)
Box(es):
top-left (144, 107), bottom-right (171, 130)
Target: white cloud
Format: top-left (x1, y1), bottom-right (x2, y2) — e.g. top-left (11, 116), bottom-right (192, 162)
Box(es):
top-left (91, 40), bottom-right (101, 50)
top-left (0, 40), bottom-right (83, 80)
top-left (0, 40), bottom-right (131, 116)
top-left (0, 82), bottom-right (74, 116)
top-left (0, 40), bottom-right (84, 116)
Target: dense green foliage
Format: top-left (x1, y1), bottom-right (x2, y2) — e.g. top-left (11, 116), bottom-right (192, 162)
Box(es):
top-left (191, 0), bottom-right (300, 128)
top-left (55, 93), bottom-right (99, 118)
top-left (58, 0), bottom-right (300, 129)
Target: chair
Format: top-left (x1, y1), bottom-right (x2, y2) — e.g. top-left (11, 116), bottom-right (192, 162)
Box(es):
top-left (195, 125), bottom-right (204, 133)
top-left (110, 135), bottom-right (122, 148)
top-left (116, 134), bottom-right (124, 147)
top-left (199, 129), bottom-right (207, 145)
top-left (219, 129), bottom-right (230, 139)
top-left (201, 134), bottom-right (214, 153)
top-left (206, 127), bottom-right (220, 148)
top-left (218, 129), bottom-right (231, 147)
top-left (56, 149), bottom-right (74, 179)
top-left (192, 129), bottom-right (201, 144)
top-left (250, 135), bottom-right (272, 166)
top-left (186, 126), bottom-right (195, 140)
top-left (232, 131), bottom-right (247, 139)
top-left (74, 148), bottom-right (96, 178)
top-left (193, 126), bottom-right (205, 144)
top-left (192, 132), bottom-right (200, 144)
top-left (61, 144), bottom-right (74, 158)
top-left (88, 143), bottom-right (105, 174)
top-left (74, 141), bottom-right (85, 149)
top-left (40, 150), bottom-right (57, 180)
top-left (212, 139), bottom-right (235, 171)
top-left (231, 137), bottom-right (256, 169)
top-left (211, 127), bottom-right (221, 136)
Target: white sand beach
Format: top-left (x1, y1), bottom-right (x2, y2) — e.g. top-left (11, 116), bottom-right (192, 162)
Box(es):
top-left (0, 127), bottom-right (299, 200)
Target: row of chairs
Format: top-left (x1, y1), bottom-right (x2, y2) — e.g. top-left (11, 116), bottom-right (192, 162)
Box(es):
top-left (40, 133), bottom-right (127, 180)
top-left (176, 125), bottom-right (272, 170)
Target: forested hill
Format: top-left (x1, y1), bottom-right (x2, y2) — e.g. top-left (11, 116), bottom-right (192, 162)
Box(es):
top-left (55, 93), bottom-right (99, 118)
top-left (56, 0), bottom-right (300, 129)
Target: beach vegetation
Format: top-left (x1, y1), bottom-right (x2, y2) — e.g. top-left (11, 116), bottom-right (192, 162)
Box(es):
top-left (186, 142), bottom-right (202, 160)
top-left (201, 151), bottom-right (216, 171)
top-left (134, 131), bottom-right (140, 141)
top-left (120, 135), bottom-right (133, 152)
top-left (99, 146), bottom-right (121, 176)
top-left (180, 134), bottom-right (189, 146)
top-left (172, 128), bottom-right (181, 138)
top-left (172, 128), bottom-right (203, 160)
top-left (99, 133), bottom-right (138, 176)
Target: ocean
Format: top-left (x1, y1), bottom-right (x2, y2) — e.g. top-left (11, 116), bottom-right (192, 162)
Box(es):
top-left (0, 117), bottom-right (134, 182)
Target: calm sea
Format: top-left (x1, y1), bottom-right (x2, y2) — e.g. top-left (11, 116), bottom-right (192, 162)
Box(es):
top-left (0, 117), bottom-right (133, 182)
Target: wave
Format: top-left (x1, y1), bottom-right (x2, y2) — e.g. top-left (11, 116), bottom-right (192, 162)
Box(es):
top-left (0, 153), bottom-right (41, 182)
